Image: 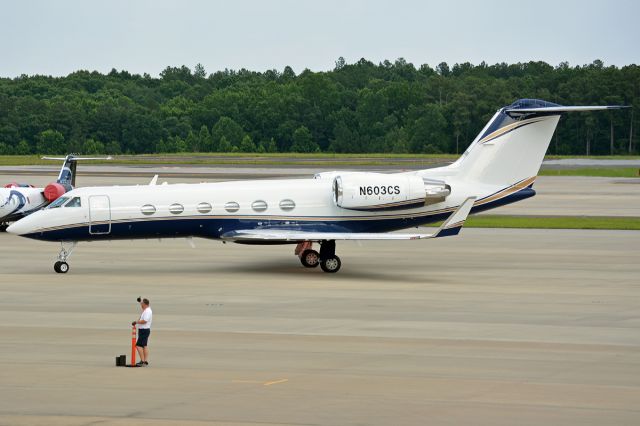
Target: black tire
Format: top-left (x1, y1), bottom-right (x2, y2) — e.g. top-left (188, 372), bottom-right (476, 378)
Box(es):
top-left (54, 261), bottom-right (69, 274)
top-left (300, 249), bottom-right (320, 268)
top-left (320, 255), bottom-right (341, 273)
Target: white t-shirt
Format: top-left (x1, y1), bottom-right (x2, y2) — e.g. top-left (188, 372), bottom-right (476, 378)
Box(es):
top-left (138, 307), bottom-right (152, 329)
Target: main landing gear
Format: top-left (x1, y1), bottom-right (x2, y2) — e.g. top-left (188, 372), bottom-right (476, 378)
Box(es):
top-left (300, 248), bottom-right (320, 268)
top-left (295, 240), bottom-right (341, 273)
top-left (54, 241), bottom-right (77, 274)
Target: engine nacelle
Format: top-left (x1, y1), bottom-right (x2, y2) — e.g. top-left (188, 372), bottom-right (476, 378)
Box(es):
top-left (43, 182), bottom-right (72, 202)
top-left (4, 182), bottom-right (34, 188)
top-left (332, 173), bottom-right (450, 211)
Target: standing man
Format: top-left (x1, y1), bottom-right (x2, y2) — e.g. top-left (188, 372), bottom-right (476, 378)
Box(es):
top-left (132, 298), bottom-right (152, 367)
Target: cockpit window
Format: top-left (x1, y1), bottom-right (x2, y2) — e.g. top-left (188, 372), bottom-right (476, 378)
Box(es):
top-left (48, 197), bottom-right (69, 209)
top-left (64, 197), bottom-right (82, 208)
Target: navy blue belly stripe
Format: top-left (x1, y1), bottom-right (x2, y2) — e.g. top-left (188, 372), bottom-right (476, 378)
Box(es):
top-left (23, 186), bottom-right (535, 242)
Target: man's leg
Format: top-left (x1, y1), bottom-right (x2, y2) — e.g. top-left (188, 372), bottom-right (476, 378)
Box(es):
top-left (136, 345), bottom-right (144, 362)
top-left (143, 347), bottom-right (149, 363)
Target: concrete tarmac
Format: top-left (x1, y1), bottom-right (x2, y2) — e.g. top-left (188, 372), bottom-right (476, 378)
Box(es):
top-left (0, 228), bottom-right (639, 425)
top-left (491, 176), bottom-right (640, 217)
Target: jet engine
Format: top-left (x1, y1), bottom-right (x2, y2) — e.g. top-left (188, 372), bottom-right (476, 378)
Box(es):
top-left (331, 173), bottom-right (450, 211)
top-left (43, 182), bottom-right (72, 202)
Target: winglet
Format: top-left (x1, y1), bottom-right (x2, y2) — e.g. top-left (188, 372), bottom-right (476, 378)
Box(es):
top-left (432, 197), bottom-right (476, 238)
top-left (149, 175), bottom-right (159, 186)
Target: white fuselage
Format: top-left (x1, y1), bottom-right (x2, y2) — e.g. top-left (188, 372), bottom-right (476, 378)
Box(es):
top-left (6, 173), bottom-right (534, 242)
top-left (0, 187), bottom-right (48, 223)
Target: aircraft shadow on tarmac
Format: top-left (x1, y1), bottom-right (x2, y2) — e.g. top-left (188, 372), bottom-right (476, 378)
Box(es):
top-left (61, 256), bottom-right (433, 283)
top-left (208, 260), bottom-right (433, 284)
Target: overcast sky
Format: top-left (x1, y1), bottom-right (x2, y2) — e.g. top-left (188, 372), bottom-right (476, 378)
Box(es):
top-left (1, 0), bottom-right (638, 77)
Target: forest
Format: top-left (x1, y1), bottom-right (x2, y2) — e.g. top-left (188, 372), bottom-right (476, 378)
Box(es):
top-left (0, 58), bottom-right (637, 156)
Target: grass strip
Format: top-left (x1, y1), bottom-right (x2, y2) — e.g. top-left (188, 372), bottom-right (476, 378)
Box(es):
top-left (454, 215), bottom-right (640, 230)
top-left (539, 168), bottom-right (640, 177)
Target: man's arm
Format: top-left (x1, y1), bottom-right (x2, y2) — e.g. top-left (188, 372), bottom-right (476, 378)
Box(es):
top-left (132, 308), bottom-right (152, 325)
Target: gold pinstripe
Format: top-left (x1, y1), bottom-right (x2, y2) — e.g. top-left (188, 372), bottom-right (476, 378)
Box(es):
top-left (474, 176), bottom-right (536, 206)
top-left (444, 220), bottom-right (465, 229)
top-left (478, 117), bottom-right (548, 144)
top-left (348, 198), bottom-right (426, 209)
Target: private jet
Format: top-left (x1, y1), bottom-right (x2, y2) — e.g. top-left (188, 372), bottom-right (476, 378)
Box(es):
top-left (7, 99), bottom-right (627, 273)
top-left (0, 155), bottom-right (110, 231)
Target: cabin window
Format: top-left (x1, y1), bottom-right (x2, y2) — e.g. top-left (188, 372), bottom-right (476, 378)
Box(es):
top-left (64, 197), bottom-right (82, 208)
top-left (197, 202), bottom-right (212, 214)
top-left (251, 200), bottom-right (268, 212)
top-left (224, 201), bottom-right (240, 213)
top-left (141, 204), bottom-right (156, 216)
top-left (48, 197), bottom-right (69, 209)
top-left (169, 203), bottom-right (184, 214)
top-left (279, 199), bottom-right (296, 211)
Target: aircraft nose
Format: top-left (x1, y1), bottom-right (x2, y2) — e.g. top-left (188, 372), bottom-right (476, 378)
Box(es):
top-left (6, 218), bottom-right (33, 236)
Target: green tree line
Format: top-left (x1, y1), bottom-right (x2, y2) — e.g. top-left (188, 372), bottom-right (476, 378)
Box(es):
top-left (0, 58), bottom-right (637, 156)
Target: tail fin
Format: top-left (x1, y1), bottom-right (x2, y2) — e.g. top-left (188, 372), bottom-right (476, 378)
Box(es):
top-left (42, 155), bottom-right (112, 188)
top-left (449, 99), bottom-right (628, 186)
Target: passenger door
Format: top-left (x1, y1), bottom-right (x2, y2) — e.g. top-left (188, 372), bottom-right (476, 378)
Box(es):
top-left (88, 195), bottom-right (111, 235)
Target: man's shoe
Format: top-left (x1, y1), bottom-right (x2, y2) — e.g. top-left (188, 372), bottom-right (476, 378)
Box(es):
top-left (135, 361), bottom-right (144, 367)
top-left (144, 361), bottom-right (149, 366)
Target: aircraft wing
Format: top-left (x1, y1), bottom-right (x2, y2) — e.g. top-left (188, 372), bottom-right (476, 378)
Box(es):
top-left (221, 197), bottom-right (476, 242)
top-left (223, 230), bottom-right (432, 241)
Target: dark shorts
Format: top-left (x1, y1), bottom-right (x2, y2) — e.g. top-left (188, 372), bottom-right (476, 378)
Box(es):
top-left (136, 328), bottom-right (151, 347)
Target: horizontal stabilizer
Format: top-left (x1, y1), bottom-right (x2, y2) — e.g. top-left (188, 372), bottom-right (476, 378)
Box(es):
top-left (505, 105), bottom-right (629, 114)
top-left (42, 155), bottom-right (112, 187)
top-left (42, 156), bottom-right (113, 161)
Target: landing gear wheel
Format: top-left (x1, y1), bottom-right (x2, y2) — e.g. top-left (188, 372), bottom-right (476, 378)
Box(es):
top-left (300, 249), bottom-right (320, 268)
top-left (53, 241), bottom-right (76, 274)
top-left (320, 256), bottom-right (341, 273)
top-left (54, 261), bottom-right (69, 274)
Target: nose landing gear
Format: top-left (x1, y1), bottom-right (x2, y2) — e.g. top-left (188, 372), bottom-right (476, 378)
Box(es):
top-left (54, 241), bottom-right (77, 274)
top-left (54, 261), bottom-right (69, 273)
